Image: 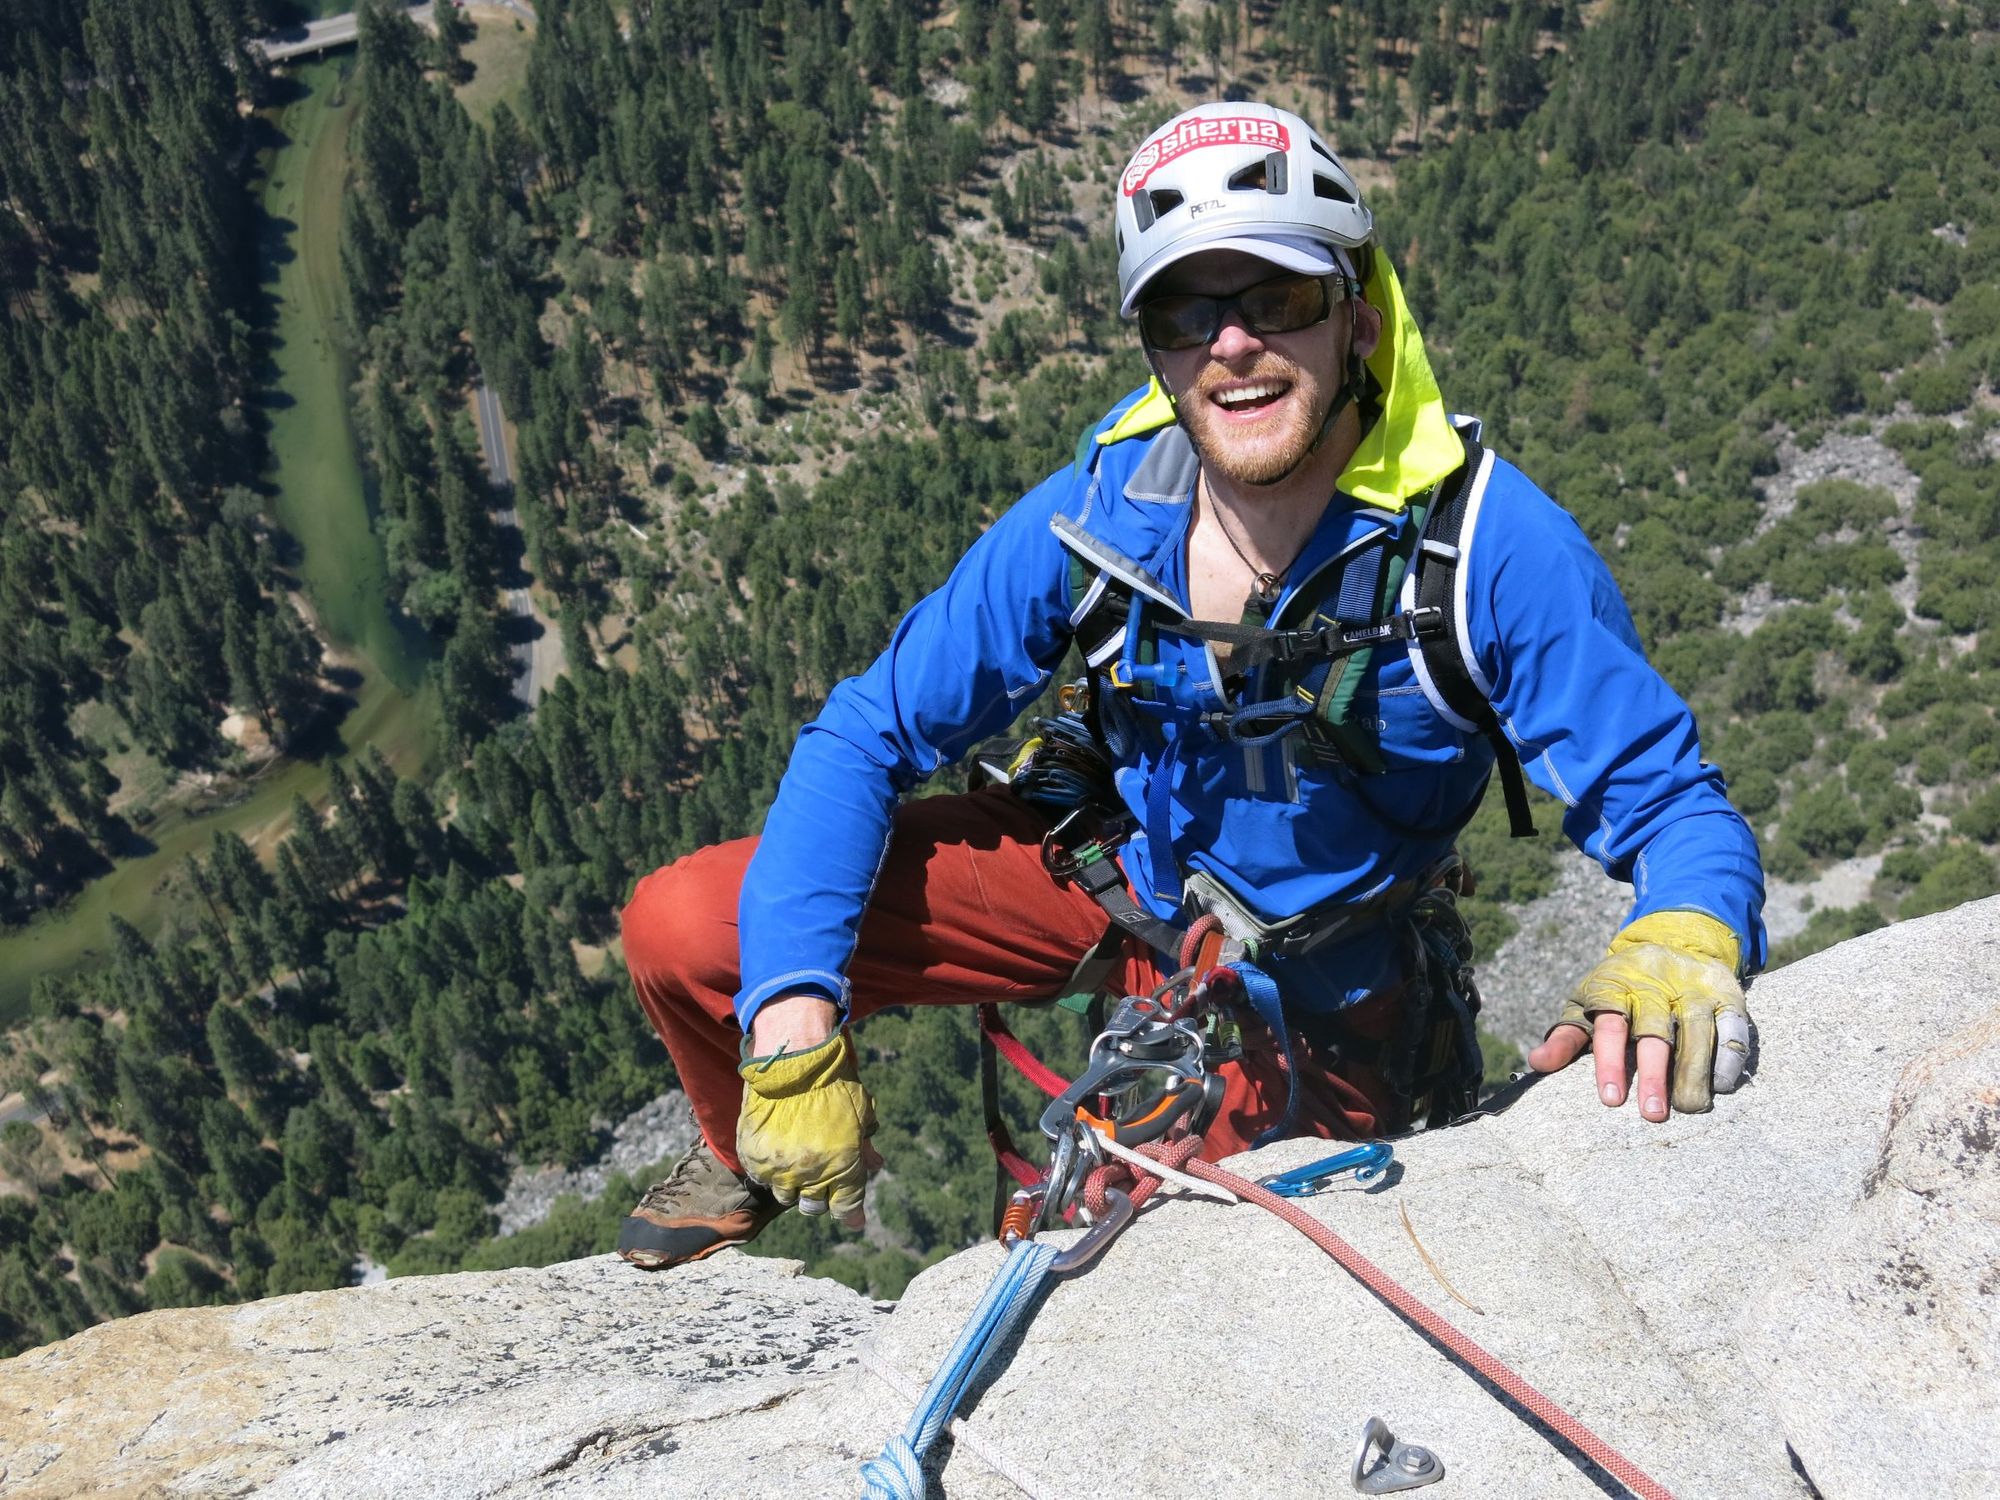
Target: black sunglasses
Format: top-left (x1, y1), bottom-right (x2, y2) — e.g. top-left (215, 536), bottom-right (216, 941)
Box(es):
top-left (1138, 271), bottom-right (1353, 352)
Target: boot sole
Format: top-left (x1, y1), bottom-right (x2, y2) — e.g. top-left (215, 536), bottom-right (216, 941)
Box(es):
top-left (616, 1236), bottom-right (749, 1271)
top-left (615, 1210), bottom-right (773, 1271)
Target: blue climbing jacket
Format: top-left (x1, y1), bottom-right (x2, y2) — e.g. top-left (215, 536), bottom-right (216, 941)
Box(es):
top-left (732, 259), bottom-right (1766, 1027)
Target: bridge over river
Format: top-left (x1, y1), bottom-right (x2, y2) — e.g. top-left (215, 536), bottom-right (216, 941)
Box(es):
top-left (251, 2), bottom-right (535, 63)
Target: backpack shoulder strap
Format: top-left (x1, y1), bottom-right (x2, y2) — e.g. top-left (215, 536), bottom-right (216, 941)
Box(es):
top-left (1411, 434), bottom-right (1538, 838)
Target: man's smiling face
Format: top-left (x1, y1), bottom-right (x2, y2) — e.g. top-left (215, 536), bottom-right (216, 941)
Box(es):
top-left (1144, 248), bottom-right (1378, 489)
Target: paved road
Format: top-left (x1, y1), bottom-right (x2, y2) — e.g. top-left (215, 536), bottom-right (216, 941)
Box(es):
top-left (473, 380), bottom-right (566, 708)
top-left (251, 2), bottom-right (536, 63)
top-left (475, 379), bottom-right (513, 486)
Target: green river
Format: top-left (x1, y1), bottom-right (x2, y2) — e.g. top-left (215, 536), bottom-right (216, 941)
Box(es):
top-left (0, 57), bottom-right (437, 1024)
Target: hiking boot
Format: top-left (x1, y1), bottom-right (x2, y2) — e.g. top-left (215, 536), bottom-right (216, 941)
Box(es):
top-left (616, 1140), bottom-right (782, 1270)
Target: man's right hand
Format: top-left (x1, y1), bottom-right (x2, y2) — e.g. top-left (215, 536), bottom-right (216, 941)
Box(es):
top-left (737, 995), bottom-right (879, 1230)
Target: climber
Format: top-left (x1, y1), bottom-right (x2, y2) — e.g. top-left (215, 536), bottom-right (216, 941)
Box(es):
top-left (614, 101), bottom-right (1765, 1271)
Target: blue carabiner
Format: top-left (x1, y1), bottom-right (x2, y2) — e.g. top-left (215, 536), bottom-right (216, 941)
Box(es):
top-left (1255, 1141), bottom-right (1394, 1198)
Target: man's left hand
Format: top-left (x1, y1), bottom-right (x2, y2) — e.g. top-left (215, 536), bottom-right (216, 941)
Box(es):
top-left (1527, 910), bottom-right (1752, 1121)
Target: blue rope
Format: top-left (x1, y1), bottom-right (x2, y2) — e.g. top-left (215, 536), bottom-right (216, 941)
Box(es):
top-left (859, 1240), bottom-right (1060, 1499)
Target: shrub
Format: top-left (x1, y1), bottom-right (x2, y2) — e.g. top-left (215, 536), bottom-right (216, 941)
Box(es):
top-left (1783, 778), bottom-right (1869, 860)
top-left (1768, 903), bottom-right (1887, 968)
top-left (1728, 767), bottom-right (1780, 818)
top-left (1748, 712), bottom-right (1816, 776)
top-left (1879, 667), bottom-right (1946, 720)
top-left (1898, 844), bottom-right (2000, 919)
top-left (1901, 361), bottom-right (1975, 417)
top-left (1763, 837), bottom-right (1812, 882)
top-left (1952, 786), bottom-right (2000, 843)
top-left (142, 1249), bottom-right (229, 1309)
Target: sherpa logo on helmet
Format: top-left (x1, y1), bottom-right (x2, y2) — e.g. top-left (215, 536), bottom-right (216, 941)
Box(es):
top-left (1121, 116), bottom-right (1290, 197)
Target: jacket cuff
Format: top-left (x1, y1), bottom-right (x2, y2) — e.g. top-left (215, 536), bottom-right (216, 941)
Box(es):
top-left (735, 969), bottom-right (851, 1031)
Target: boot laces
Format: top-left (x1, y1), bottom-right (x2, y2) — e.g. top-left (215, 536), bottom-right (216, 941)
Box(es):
top-left (635, 1144), bottom-right (719, 1215)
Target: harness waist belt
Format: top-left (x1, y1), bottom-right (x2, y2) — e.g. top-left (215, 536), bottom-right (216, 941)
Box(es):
top-left (1183, 867), bottom-right (1418, 961)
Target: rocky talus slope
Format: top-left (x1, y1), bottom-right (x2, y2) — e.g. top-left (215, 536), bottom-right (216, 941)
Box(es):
top-left (5, 899), bottom-right (1997, 1500)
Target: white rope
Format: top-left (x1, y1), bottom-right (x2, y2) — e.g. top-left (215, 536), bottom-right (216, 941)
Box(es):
top-left (1087, 1127), bottom-right (1239, 1203)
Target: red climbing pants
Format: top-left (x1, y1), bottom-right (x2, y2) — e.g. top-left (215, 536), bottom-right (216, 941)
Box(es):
top-left (621, 789), bottom-right (1408, 1175)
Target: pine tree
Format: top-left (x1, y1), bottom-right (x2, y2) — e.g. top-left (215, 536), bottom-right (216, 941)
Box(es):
top-left (206, 1002), bottom-right (285, 1137)
top-left (1078, 0), bottom-right (1116, 96)
top-left (1155, 3), bottom-right (1185, 85)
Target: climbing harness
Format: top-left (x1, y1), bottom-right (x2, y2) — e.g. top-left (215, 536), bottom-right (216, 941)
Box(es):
top-left (862, 965), bottom-right (1681, 1500)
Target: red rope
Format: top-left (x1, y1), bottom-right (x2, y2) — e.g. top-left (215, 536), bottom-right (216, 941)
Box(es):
top-left (1178, 912), bottom-right (1222, 971)
top-left (990, 1136), bottom-right (1044, 1191)
top-left (1080, 1139), bottom-right (1676, 1500)
top-left (976, 1003), bottom-right (1071, 1099)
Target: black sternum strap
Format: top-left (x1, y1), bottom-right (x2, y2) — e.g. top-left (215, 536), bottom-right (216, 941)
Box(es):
top-left (1162, 605), bottom-right (1446, 673)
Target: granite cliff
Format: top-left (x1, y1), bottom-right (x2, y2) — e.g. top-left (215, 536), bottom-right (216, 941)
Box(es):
top-left (4, 898), bottom-right (1997, 1500)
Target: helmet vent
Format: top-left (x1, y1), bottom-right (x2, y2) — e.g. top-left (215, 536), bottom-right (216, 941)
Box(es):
top-left (1148, 188), bottom-right (1184, 219)
top-left (1310, 138), bottom-right (1339, 165)
top-left (1313, 173), bottom-right (1355, 204)
top-left (1228, 153), bottom-right (1290, 194)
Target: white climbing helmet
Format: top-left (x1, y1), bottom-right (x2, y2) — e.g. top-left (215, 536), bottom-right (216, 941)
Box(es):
top-left (1114, 101), bottom-right (1374, 318)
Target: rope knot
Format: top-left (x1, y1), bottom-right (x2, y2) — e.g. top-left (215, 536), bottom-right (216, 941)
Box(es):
top-left (1080, 1133), bottom-right (1203, 1217)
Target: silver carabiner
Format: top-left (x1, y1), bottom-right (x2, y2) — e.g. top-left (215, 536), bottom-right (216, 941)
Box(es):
top-left (1048, 1188), bottom-right (1134, 1274)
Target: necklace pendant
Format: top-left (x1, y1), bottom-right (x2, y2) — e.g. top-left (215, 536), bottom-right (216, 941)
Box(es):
top-left (1254, 571), bottom-right (1282, 604)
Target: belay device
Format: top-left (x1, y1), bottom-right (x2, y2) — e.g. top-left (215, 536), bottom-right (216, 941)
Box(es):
top-left (1021, 961), bottom-right (1236, 1227)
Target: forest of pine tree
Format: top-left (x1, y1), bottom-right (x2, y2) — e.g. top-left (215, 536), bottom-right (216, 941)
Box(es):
top-left (0, 0), bottom-right (331, 924)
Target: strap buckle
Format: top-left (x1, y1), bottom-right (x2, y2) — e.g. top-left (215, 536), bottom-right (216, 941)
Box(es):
top-left (1267, 627), bottom-right (1332, 663)
top-left (1040, 807), bottom-right (1130, 883)
top-left (1290, 608), bottom-right (1447, 658)
top-left (1402, 605), bottom-right (1447, 641)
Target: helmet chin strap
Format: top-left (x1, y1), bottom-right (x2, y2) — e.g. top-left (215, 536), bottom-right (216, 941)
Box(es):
top-left (1146, 319), bottom-right (1369, 492)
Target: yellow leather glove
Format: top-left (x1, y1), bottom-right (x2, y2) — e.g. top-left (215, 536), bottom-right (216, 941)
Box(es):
top-left (736, 1030), bottom-right (877, 1218)
top-left (1551, 911), bottom-right (1753, 1114)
